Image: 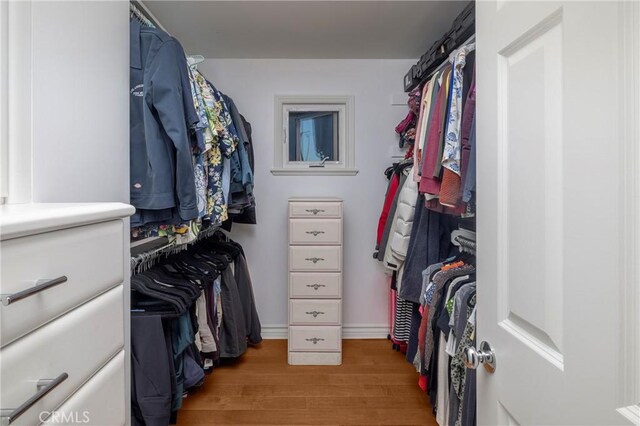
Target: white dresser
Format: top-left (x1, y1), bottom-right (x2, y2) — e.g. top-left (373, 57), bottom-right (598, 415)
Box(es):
top-left (0, 203), bottom-right (134, 426)
top-left (288, 198), bottom-right (343, 365)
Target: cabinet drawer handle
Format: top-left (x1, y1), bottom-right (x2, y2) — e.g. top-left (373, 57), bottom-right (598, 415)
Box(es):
top-left (306, 284), bottom-right (326, 290)
top-left (305, 209), bottom-right (325, 215)
top-left (1, 276), bottom-right (68, 307)
top-left (305, 310), bottom-right (325, 318)
top-left (305, 337), bottom-right (325, 344)
top-left (305, 230), bottom-right (325, 236)
top-left (0, 372), bottom-right (68, 424)
top-left (305, 257), bottom-right (324, 264)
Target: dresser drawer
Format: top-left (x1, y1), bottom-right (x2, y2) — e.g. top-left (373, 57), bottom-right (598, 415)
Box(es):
top-left (0, 287), bottom-right (124, 426)
top-left (289, 326), bottom-right (341, 352)
top-left (1, 220), bottom-right (124, 347)
top-left (290, 299), bottom-right (341, 325)
top-left (289, 272), bottom-right (341, 298)
top-left (289, 219), bottom-right (342, 245)
top-left (289, 246), bottom-right (342, 272)
top-left (42, 351), bottom-right (125, 426)
top-left (289, 202), bottom-right (342, 218)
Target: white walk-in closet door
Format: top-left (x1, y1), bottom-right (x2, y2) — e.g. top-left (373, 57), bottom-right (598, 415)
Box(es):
top-left (476, 1), bottom-right (639, 425)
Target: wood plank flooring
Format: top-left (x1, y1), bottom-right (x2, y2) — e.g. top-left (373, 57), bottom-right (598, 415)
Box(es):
top-left (177, 339), bottom-right (437, 425)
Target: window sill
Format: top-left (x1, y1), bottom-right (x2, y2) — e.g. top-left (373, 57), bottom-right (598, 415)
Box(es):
top-left (270, 168), bottom-right (359, 176)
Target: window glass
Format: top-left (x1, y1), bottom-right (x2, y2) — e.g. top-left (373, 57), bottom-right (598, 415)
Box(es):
top-left (288, 111), bottom-right (339, 163)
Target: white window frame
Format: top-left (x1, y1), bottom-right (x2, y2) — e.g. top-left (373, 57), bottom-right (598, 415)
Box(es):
top-left (1, 1), bottom-right (33, 205)
top-left (0, 0), bottom-right (8, 203)
top-left (272, 95), bottom-right (357, 176)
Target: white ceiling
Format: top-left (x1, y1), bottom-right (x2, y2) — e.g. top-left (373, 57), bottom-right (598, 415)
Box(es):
top-left (145, 1), bottom-right (470, 59)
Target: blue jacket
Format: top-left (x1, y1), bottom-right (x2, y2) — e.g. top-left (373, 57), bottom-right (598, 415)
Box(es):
top-left (130, 20), bottom-right (199, 221)
top-left (223, 95), bottom-right (254, 197)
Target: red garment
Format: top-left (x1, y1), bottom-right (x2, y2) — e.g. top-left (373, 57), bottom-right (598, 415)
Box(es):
top-left (425, 197), bottom-right (465, 215)
top-left (418, 375), bottom-right (428, 392)
top-left (395, 112), bottom-right (415, 134)
top-left (376, 174), bottom-right (400, 245)
top-left (419, 68), bottom-right (450, 195)
top-left (439, 168), bottom-right (461, 207)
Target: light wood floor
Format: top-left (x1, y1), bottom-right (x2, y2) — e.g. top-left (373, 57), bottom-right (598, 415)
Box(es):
top-left (177, 339), bottom-right (437, 425)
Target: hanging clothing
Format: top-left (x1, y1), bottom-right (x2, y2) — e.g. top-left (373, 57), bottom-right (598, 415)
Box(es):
top-left (129, 20), bottom-right (199, 221)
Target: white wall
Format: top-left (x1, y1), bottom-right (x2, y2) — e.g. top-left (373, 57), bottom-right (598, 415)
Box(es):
top-left (199, 59), bottom-right (414, 335)
top-left (30, 1), bottom-right (129, 204)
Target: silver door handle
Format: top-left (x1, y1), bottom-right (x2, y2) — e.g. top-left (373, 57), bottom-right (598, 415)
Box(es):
top-left (464, 341), bottom-right (496, 373)
top-left (1, 276), bottom-right (68, 306)
top-left (305, 231), bottom-right (325, 236)
top-left (0, 373), bottom-right (68, 424)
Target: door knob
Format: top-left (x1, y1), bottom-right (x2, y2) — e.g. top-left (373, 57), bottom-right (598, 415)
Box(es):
top-left (464, 341), bottom-right (496, 373)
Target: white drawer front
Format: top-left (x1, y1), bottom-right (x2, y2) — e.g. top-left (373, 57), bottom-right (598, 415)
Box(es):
top-left (289, 202), bottom-right (342, 218)
top-left (42, 351), bottom-right (125, 426)
top-left (1, 220), bottom-right (124, 347)
top-left (289, 219), bottom-right (341, 245)
top-left (289, 326), bottom-right (341, 352)
top-left (289, 273), bottom-right (341, 298)
top-left (290, 300), bottom-right (341, 325)
top-left (0, 287), bottom-right (124, 426)
top-left (289, 246), bottom-right (341, 272)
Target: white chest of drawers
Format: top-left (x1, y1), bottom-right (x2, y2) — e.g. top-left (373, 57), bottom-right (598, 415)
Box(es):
top-left (0, 203), bottom-right (134, 426)
top-left (288, 198), bottom-right (343, 365)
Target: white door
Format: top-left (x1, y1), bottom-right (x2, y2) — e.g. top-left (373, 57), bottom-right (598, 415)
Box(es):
top-left (476, 1), bottom-right (640, 425)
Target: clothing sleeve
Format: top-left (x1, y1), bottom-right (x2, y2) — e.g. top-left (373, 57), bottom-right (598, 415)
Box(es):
top-left (149, 40), bottom-right (198, 221)
top-left (228, 100), bottom-right (254, 195)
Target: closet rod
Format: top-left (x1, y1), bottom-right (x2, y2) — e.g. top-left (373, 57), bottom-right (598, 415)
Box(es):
top-left (130, 0), bottom-right (167, 32)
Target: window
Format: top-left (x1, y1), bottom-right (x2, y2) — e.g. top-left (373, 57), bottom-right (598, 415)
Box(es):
top-left (273, 95), bottom-right (356, 175)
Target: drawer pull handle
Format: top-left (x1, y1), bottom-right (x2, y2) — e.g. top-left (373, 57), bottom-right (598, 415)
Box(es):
top-left (305, 257), bottom-right (324, 264)
top-left (305, 209), bottom-right (325, 215)
top-left (306, 337), bottom-right (325, 344)
top-left (307, 284), bottom-right (326, 290)
top-left (305, 230), bottom-right (325, 236)
top-left (0, 372), bottom-right (68, 424)
top-left (1, 276), bottom-right (68, 307)
top-left (306, 310), bottom-right (325, 318)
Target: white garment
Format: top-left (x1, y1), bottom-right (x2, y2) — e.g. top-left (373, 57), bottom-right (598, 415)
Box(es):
top-left (436, 332), bottom-right (450, 426)
top-left (195, 291), bottom-right (216, 353)
top-left (384, 166), bottom-right (418, 271)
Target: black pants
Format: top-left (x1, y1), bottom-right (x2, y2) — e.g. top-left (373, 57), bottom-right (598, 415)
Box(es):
top-left (131, 315), bottom-right (172, 426)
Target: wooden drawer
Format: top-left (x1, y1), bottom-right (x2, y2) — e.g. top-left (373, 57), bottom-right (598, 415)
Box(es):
top-left (289, 272), bottom-right (341, 298)
top-left (0, 220), bottom-right (124, 347)
top-left (289, 202), bottom-right (342, 218)
top-left (42, 351), bottom-right (125, 426)
top-left (290, 299), bottom-right (341, 325)
top-left (289, 326), bottom-right (341, 352)
top-left (289, 219), bottom-right (342, 245)
top-left (289, 246), bottom-right (342, 272)
top-left (0, 286), bottom-right (124, 426)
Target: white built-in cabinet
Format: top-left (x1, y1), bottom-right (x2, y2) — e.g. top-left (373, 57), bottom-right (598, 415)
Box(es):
top-left (0, 203), bottom-right (134, 425)
top-left (288, 198), bottom-right (343, 365)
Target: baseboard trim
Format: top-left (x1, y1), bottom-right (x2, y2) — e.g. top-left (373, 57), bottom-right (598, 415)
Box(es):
top-left (261, 326), bottom-right (288, 339)
top-left (342, 325), bottom-right (388, 339)
top-left (261, 325), bottom-right (388, 339)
